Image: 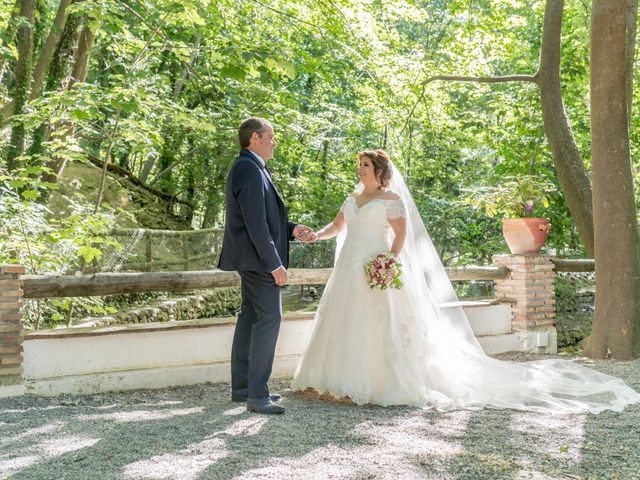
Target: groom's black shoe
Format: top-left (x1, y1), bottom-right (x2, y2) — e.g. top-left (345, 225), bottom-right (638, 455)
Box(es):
top-left (247, 396), bottom-right (285, 414)
top-left (232, 393), bottom-right (281, 403)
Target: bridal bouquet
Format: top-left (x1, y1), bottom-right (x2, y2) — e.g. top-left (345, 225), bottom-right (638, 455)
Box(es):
top-left (365, 253), bottom-right (403, 290)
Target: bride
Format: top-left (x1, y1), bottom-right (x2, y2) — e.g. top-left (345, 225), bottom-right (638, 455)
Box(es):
top-left (291, 149), bottom-right (640, 413)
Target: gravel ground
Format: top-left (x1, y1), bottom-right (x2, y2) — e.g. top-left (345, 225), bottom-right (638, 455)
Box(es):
top-left (1, 353), bottom-right (640, 480)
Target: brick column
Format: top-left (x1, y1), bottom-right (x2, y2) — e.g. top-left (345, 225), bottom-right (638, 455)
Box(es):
top-left (493, 255), bottom-right (557, 353)
top-left (0, 265), bottom-right (26, 397)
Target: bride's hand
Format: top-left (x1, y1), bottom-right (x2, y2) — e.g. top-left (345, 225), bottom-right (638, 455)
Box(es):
top-left (303, 231), bottom-right (319, 243)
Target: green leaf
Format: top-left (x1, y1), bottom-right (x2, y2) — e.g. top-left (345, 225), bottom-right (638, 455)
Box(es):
top-left (21, 166), bottom-right (44, 176)
top-left (20, 190), bottom-right (40, 201)
top-left (70, 109), bottom-right (91, 121)
top-left (221, 65), bottom-right (246, 80)
top-left (7, 179), bottom-right (26, 189)
top-left (278, 61), bottom-right (296, 78)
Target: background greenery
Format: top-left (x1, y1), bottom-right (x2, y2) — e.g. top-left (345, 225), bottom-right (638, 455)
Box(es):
top-left (0, 0), bottom-right (636, 329)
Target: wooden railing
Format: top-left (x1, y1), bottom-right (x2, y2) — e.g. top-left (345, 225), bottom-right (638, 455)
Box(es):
top-left (548, 259), bottom-right (595, 272)
top-left (21, 259), bottom-right (594, 299)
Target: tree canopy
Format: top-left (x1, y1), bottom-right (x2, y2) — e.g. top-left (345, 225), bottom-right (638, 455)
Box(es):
top-left (0, 0), bottom-right (638, 269)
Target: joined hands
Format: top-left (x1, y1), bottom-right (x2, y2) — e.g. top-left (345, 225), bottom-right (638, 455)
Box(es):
top-left (293, 225), bottom-right (319, 243)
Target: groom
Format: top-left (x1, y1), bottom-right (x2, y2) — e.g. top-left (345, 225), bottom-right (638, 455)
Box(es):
top-left (218, 117), bottom-right (312, 415)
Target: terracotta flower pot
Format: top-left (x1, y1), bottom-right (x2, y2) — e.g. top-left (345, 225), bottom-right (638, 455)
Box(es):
top-left (501, 217), bottom-right (551, 254)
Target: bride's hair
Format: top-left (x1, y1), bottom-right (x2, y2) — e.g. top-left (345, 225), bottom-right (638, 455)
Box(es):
top-left (358, 149), bottom-right (392, 189)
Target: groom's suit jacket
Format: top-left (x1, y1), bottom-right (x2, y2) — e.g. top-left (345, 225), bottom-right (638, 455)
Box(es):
top-left (218, 148), bottom-right (296, 273)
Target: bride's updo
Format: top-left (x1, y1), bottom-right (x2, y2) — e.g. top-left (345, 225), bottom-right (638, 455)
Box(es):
top-left (358, 149), bottom-right (392, 189)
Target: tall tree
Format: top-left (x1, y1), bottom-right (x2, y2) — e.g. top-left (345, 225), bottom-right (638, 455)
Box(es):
top-left (5, 0), bottom-right (35, 171)
top-left (588, 0), bottom-right (640, 359)
top-left (536, 0), bottom-right (594, 258)
top-left (31, 0), bottom-right (71, 98)
top-left (45, 18), bottom-right (97, 179)
top-left (413, 0), bottom-right (595, 256)
top-left (0, 0), bottom-right (72, 124)
top-left (28, 2), bottom-right (81, 158)
top-left (0, 0), bottom-right (21, 85)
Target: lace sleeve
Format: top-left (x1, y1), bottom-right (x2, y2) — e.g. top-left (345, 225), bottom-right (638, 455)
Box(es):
top-left (386, 199), bottom-right (406, 219)
top-left (339, 196), bottom-right (351, 213)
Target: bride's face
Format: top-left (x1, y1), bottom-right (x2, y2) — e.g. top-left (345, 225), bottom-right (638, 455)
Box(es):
top-left (357, 156), bottom-right (379, 186)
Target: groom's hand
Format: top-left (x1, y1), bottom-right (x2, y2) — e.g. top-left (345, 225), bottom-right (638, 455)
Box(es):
top-left (303, 231), bottom-right (319, 243)
top-left (271, 266), bottom-right (288, 286)
top-left (293, 224), bottom-right (313, 241)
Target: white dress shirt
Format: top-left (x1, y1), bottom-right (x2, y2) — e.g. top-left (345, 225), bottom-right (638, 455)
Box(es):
top-left (248, 149), bottom-right (266, 167)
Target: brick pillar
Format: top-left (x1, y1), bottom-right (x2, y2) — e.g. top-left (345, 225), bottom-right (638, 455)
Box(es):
top-left (0, 265), bottom-right (26, 397)
top-left (493, 255), bottom-right (557, 353)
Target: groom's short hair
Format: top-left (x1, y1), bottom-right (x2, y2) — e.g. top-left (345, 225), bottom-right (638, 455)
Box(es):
top-left (238, 117), bottom-right (270, 148)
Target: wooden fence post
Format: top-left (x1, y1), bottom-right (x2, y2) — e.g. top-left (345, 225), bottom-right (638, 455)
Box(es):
top-left (145, 232), bottom-right (152, 272)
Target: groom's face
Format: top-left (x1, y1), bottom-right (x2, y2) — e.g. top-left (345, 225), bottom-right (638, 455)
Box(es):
top-left (251, 125), bottom-right (276, 161)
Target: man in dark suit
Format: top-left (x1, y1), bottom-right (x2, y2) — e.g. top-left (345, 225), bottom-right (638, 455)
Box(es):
top-left (218, 117), bottom-right (312, 414)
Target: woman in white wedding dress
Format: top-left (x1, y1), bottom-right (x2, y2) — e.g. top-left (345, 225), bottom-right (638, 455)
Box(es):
top-left (291, 149), bottom-right (640, 413)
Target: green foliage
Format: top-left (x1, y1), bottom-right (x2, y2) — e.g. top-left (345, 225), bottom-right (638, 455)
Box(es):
top-left (0, 165), bottom-right (127, 328)
top-left (463, 175), bottom-right (556, 218)
top-left (414, 192), bottom-right (504, 265)
top-left (554, 272), bottom-right (594, 350)
top-left (2, 0), bottom-right (636, 291)
top-left (555, 272), bottom-right (595, 315)
top-left (0, 166), bottom-right (122, 271)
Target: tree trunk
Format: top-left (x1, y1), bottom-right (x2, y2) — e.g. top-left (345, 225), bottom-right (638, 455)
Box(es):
top-left (201, 188), bottom-right (221, 229)
top-left (201, 146), bottom-right (227, 229)
top-left (94, 111), bottom-right (120, 214)
top-left (184, 165), bottom-right (195, 225)
top-left (0, 0), bottom-right (72, 125)
top-left (0, 0), bottom-right (21, 86)
top-left (588, 0), bottom-right (640, 360)
top-left (28, 5), bottom-right (81, 157)
top-left (417, 0), bottom-right (596, 256)
top-left (141, 34), bottom-right (202, 182)
top-left (68, 22), bottom-right (95, 88)
top-left (536, 0), bottom-right (595, 257)
top-left (173, 33), bottom-right (201, 97)
top-left (47, 3), bottom-right (81, 91)
top-left (31, 0), bottom-right (72, 98)
top-left (155, 133), bottom-right (184, 195)
top-left (139, 155), bottom-right (157, 183)
top-left (626, 0), bottom-right (638, 127)
top-left (32, 0), bottom-right (46, 68)
top-left (5, 0), bottom-right (35, 172)
top-left (46, 19), bottom-right (97, 179)
top-left (320, 139), bottom-right (329, 182)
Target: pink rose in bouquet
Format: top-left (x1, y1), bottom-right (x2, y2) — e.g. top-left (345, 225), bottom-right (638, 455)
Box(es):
top-left (365, 253), bottom-right (403, 290)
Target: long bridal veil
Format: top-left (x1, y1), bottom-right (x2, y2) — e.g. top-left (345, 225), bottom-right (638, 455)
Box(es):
top-left (336, 161), bottom-right (640, 413)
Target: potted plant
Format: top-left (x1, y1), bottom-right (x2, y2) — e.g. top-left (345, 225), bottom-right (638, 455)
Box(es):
top-left (464, 175), bottom-right (555, 254)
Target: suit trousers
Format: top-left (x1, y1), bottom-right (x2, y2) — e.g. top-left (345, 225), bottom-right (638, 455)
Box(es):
top-left (231, 271), bottom-right (282, 399)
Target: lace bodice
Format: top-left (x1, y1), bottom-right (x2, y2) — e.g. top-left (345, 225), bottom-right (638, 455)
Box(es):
top-left (340, 195), bottom-right (406, 219)
top-left (338, 196), bottom-right (406, 263)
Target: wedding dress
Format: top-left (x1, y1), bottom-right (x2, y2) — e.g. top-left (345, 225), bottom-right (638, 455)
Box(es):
top-left (291, 163), bottom-right (640, 413)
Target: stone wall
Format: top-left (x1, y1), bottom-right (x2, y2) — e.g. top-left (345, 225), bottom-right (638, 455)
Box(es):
top-left (74, 288), bottom-right (241, 328)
